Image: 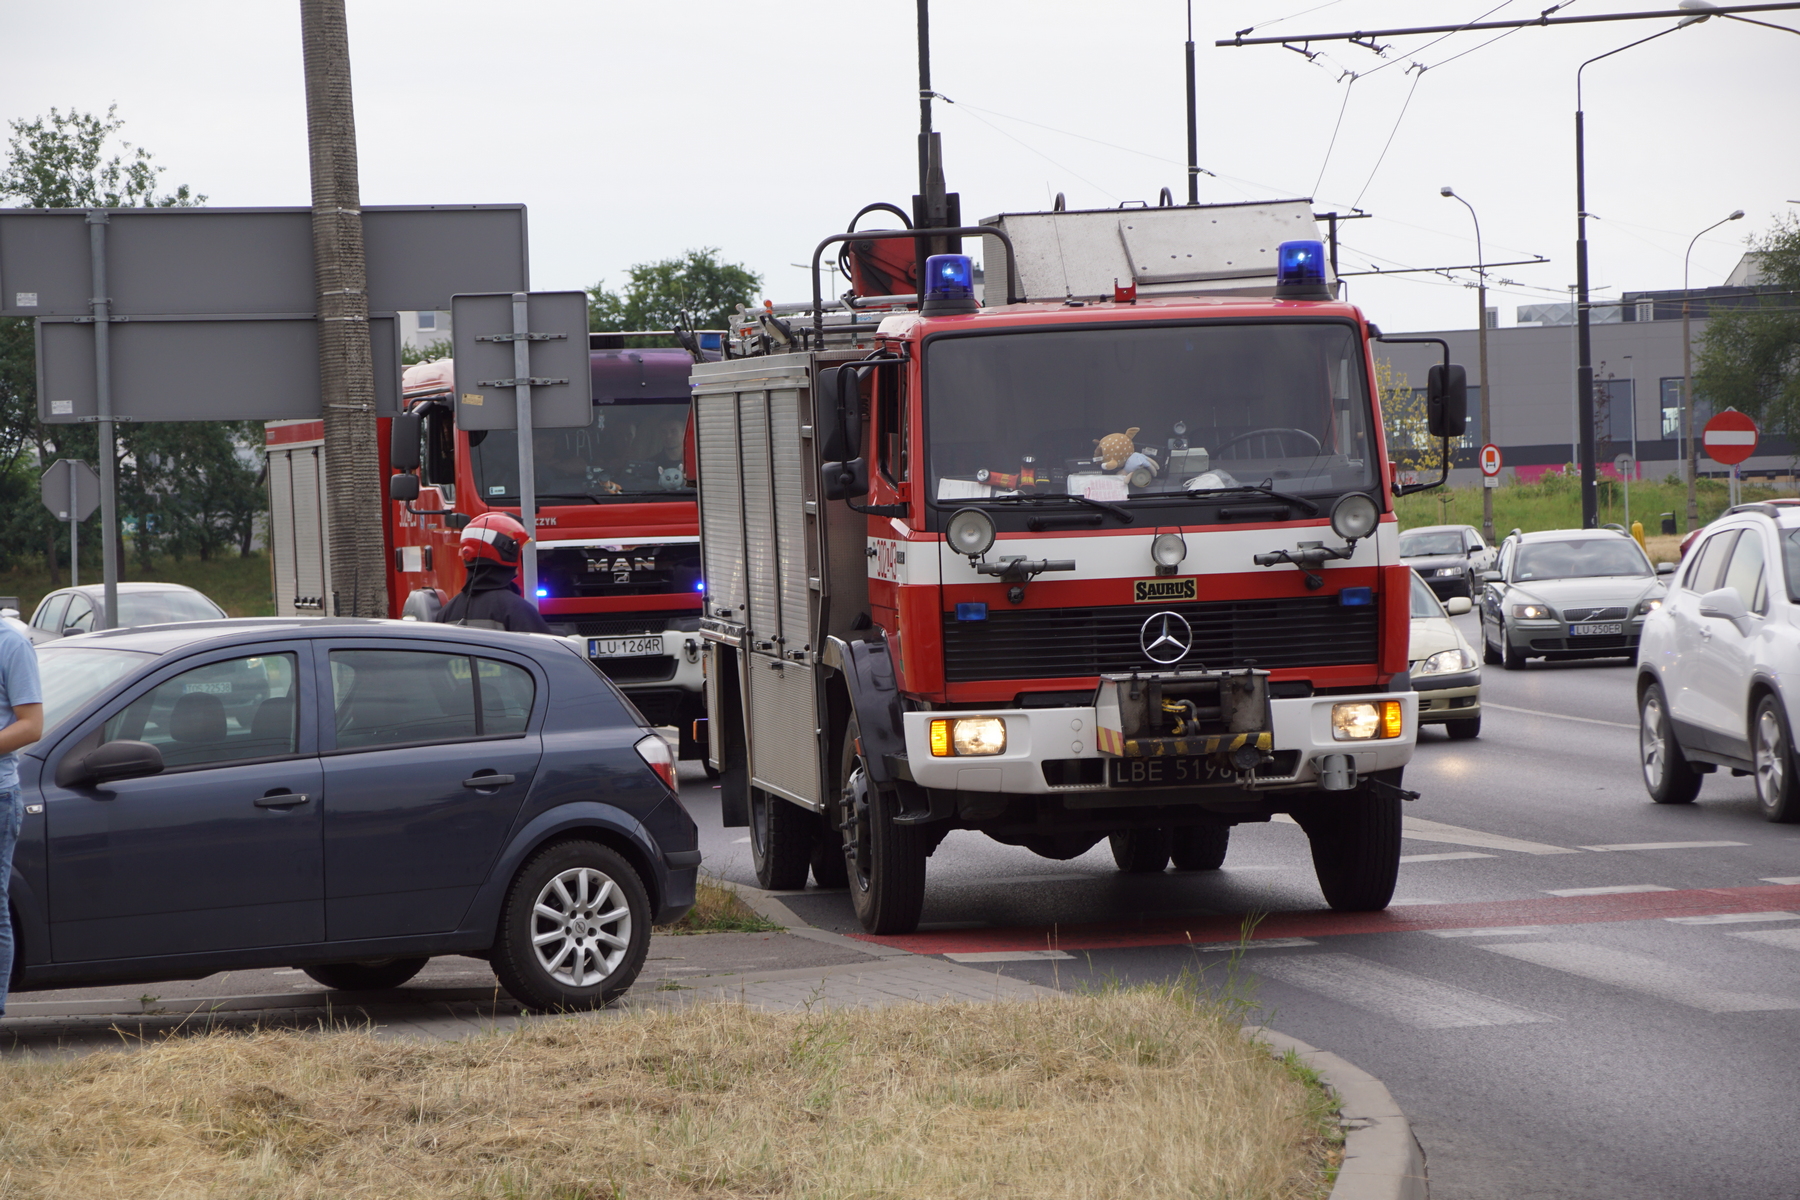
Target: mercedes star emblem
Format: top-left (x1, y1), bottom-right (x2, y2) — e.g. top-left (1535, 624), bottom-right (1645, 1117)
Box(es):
top-left (1140, 611), bottom-right (1193, 665)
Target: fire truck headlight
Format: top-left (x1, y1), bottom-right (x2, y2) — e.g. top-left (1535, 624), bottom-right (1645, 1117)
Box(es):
top-left (1330, 493), bottom-right (1379, 542)
top-left (947, 508), bottom-right (996, 558)
top-left (930, 717), bottom-right (1007, 756)
top-left (1331, 700), bottom-right (1404, 741)
top-left (1152, 532), bottom-right (1188, 569)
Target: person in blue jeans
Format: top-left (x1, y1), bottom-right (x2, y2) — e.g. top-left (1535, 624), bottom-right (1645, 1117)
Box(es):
top-left (0, 618), bottom-right (43, 1018)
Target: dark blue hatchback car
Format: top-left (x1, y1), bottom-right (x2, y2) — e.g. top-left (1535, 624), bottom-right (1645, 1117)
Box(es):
top-left (7, 618), bottom-right (699, 1010)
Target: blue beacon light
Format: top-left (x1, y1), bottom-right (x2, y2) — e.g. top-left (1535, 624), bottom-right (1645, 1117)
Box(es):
top-left (535, 587), bottom-right (549, 599)
top-left (921, 253), bottom-right (979, 316)
top-left (1274, 239), bottom-right (1331, 301)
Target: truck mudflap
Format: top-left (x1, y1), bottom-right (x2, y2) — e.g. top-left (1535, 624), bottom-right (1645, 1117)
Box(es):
top-left (820, 633), bottom-right (910, 791)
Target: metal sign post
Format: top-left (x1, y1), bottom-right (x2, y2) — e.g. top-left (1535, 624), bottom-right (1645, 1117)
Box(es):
top-left (39, 459), bottom-right (101, 589)
top-left (1614, 453), bottom-right (1635, 530)
top-left (87, 211), bottom-right (119, 628)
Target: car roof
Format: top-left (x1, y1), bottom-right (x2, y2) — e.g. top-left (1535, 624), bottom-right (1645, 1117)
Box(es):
top-left (40, 616), bottom-right (570, 658)
top-left (1512, 528), bottom-right (1632, 543)
top-left (49, 582), bottom-right (210, 598)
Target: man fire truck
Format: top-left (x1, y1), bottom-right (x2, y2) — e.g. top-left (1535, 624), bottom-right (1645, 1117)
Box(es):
top-left (694, 199), bottom-right (1465, 933)
top-left (265, 339), bottom-right (713, 761)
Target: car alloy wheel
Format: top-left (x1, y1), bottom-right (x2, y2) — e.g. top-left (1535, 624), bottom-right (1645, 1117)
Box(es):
top-left (532, 865), bottom-right (633, 987)
top-left (1752, 695), bottom-right (1800, 823)
top-left (1639, 683), bottom-right (1701, 806)
top-left (492, 840), bottom-right (650, 1010)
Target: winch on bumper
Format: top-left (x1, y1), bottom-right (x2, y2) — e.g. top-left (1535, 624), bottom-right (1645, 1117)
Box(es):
top-left (900, 668), bottom-right (1415, 795)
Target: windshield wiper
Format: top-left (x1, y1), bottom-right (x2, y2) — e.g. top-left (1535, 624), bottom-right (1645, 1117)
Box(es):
top-left (983, 492), bottom-right (1133, 524)
top-left (1183, 482), bottom-right (1320, 516)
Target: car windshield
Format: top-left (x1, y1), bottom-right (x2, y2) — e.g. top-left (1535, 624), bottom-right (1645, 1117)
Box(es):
top-left (1411, 571), bottom-right (1447, 617)
top-left (1401, 531), bottom-right (1464, 557)
top-left (1514, 537), bottom-right (1651, 581)
top-left (115, 591), bottom-right (225, 625)
top-left (34, 646), bottom-right (152, 732)
top-left (923, 321), bottom-right (1376, 506)
top-left (470, 397), bottom-right (692, 502)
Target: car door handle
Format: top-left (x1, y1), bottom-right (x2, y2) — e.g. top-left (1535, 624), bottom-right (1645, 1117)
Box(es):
top-left (463, 774), bottom-right (516, 789)
top-left (255, 792), bottom-right (311, 808)
top-left (1700, 625), bottom-right (1713, 639)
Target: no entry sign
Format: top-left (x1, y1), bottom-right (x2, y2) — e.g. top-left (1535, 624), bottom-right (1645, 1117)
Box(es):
top-left (1480, 443), bottom-right (1503, 476)
top-left (1703, 410), bottom-right (1759, 466)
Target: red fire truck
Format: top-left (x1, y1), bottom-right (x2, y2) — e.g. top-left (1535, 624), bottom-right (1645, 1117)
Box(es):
top-left (693, 199), bottom-right (1466, 933)
top-left (265, 339), bottom-right (713, 759)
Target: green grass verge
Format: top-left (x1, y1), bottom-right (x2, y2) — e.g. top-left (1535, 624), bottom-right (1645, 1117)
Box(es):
top-left (0, 553), bottom-right (276, 620)
top-left (654, 876), bottom-right (784, 935)
top-left (1397, 474), bottom-right (1796, 536)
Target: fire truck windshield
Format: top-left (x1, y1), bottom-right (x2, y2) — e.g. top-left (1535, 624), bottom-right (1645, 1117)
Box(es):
top-left (924, 321), bottom-right (1377, 507)
top-left (468, 398), bottom-right (692, 503)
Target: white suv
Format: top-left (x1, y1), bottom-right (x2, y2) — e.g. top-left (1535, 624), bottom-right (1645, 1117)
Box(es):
top-left (1637, 502), bottom-right (1800, 822)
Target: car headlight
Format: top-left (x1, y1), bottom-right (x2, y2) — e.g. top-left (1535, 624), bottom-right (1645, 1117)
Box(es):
top-left (1435, 567), bottom-right (1462, 577)
top-left (1637, 597), bottom-right (1663, 616)
top-left (1511, 603), bottom-right (1552, 619)
top-left (1331, 700), bottom-right (1404, 741)
top-left (1416, 648), bottom-right (1477, 675)
top-left (929, 716), bottom-right (1007, 756)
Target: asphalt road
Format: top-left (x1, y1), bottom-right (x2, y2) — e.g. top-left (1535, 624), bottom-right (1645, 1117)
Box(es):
top-left (692, 611), bottom-right (1800, 1200)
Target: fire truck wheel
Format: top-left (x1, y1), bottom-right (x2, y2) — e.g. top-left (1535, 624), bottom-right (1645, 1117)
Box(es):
top-left (1108, 829), bottom-right (1172, 873)
top-left (1298, 775), bottom-right (1402, 912)
top-left (839, 714), bottom-right (927, 935)
top-left (810, 813), bottom-right (850, 888)
top-left (1169, 824), bottom-right (1230, 871)
top-left (300, 957), bottom-right (428, 991)
top-left (749, 787), bottom-right (814, 890)
top-left (491, 840), bottom-right (650, 1012)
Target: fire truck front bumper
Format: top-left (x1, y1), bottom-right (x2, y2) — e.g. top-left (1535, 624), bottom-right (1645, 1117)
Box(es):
top-left (899, 692), bottom-right (1416, 795)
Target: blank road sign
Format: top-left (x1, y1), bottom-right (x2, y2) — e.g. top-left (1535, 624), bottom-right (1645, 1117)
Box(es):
top-left (40, 459), bottom-right (100, 521)
top-left (450, 291), bottom-right (593, 430)
top-left (1703, 410), bottom-right (1758, 466)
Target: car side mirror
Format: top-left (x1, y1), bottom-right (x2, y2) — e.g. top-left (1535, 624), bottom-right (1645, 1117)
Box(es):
top-left (389, 473), bottom-right (421, 502)
top-left (1480, 571), bottom-right (1502, 583)
top-left (1699, 587), bottom-right (1749, 623)
top-left (821, 457), bottom-right (869, 502)
top-left (1444, 596), bottom-right (1472, 616)
top-left (60, 739), bottom-right (165, 788)
top-left (1427, 364), bottom-right (1468, 438)
top-left (1656, 561), bottom-right (1676, 575)
top-left (389, 412), bottom-right (422, 470)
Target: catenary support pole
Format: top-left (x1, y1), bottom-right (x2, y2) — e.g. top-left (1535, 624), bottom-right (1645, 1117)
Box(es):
top-left (86, 212), bottom-right (117, 629)
top-left (1186, 2), bottom-right (1200, 205)
top-left (301, 0), bottom-right (386, 618)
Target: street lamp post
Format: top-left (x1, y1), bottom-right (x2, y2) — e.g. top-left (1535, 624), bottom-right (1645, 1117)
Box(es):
top-left (1442, 186), bottom-right (1493, 542)
top-left (1574, 14), bottom-right (1705, 528)
top-left (1683, 209), bottom-right (1746, 525)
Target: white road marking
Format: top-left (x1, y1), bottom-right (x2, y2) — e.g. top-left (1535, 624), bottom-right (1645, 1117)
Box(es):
top-left (1579, 841), bottom-right (1748, 852)
top-left (944, 950), bottom-right (1074, 963)
top-left (733, 836), bottom-right (750, 844)
top-left (1483, 701), bottom-right (1636, 730)
top-left (272, 969), bottom-right (304, 975)
top-left (1400, 851), bottom-right (1496, 863)
top-left (1429, 927), bottom-right (1548, 938)
top-left (1481, 941), bottom-right (1800, 1013)
top-left (1545, 884), bottom-right (1675, 897)
top-left (1666, 912), bottom-right (1800, 925)
top-left (1402, 816), bottom-right (1580, 856)
top-left (1192, 938), bottom-right (1317, 952)
top-left (1761, 877), bottom-right (1800, 886)
top-left (1253, 953), bottom-right (1554, 1028)
top-left (1729, 928), bottom-right (1800, 951)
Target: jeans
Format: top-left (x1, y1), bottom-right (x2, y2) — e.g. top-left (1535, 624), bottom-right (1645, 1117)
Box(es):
top-left (0, 787), bottom-right (20, 1016)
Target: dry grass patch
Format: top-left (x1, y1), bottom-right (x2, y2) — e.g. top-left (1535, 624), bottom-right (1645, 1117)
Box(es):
top-left (0, 984), bottom-right (1337, 1199)
top-left (655, 877), bottom-right (782, 935)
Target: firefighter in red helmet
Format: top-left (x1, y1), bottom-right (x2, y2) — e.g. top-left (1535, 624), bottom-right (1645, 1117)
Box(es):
top-left (437, 512), bottom-right (553, 634)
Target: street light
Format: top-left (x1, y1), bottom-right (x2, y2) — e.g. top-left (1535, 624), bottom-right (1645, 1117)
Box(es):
top-left (1574, 9), bottom-right (1707, 528)
top-left (1441, 186), bottom-right (1493, 542)
top-left (1683, 208), bottom-right (1747, 524)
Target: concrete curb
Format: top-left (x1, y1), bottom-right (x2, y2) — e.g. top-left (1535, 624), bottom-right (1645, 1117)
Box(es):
top-left (718, 877), bottom-right (1427, 1199)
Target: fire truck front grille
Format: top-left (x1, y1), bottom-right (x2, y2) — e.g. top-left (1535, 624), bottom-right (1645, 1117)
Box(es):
top-left (941, 596), bottom-right (1380, 682)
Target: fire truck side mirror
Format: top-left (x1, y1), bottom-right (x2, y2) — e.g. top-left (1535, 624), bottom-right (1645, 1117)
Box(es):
top-left (818, 363), bottom-right (865, 461)
top-left (388, 473), bottom-right (421, 502)
top-left (390, 412), bottom-right (422, 471)
top-left (1427, 364), bottom-right (1468, 439)
top-left (822, 457), bottom-right (869, 502)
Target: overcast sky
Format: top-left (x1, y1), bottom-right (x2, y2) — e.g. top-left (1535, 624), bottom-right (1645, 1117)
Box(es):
top-left (2, 1), bottom-right (1794, 333)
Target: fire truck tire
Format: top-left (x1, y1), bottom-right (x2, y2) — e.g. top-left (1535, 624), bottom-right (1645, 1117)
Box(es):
top-left (1170, 823), bottom-right (1230, 871)
top-left (1109, 829), bottom-right (1172, 873)
top-left (750, 788), bottom-right (815, 890)
top-left (839, 714), bottom-right (927, 935)
top-left (300, 957), bottom-right (429, 991)
top-left (810, 814), bottom-right (850, 888)
top-left (1298, 775), bottom-right (1402, 912)
top-left (490, 840), bottom-right (651, 1011)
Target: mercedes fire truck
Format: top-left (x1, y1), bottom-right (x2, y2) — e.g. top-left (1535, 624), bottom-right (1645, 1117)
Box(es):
top-left (265, 340), bottom-right (712, 759)
top-left (694, 199), bottom-right (1466, 933)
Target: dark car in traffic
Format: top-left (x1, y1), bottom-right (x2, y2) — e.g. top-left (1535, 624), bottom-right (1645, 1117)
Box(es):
top-left (1400, 524), bottom-right (1495, 599)
top-left (5, 618), bottom-right (698, 1011)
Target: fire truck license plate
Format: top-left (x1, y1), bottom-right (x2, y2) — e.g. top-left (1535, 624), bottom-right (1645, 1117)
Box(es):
top-left (1108, 756), bottom-right (1234, 788)
top-left (589, 635), bottom-right (664, 659)
top-left (1569, 622), bottom-right (1622, 636)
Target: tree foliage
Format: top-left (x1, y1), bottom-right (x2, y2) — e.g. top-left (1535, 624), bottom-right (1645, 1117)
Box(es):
top-left (587, 248), bottom-right (761, 345)
top-left (1694, 217), bottom-right (1800, 443)
top-left (1375, 358), bottom-right (1444, 481)
top-left (0, 107), bottom-right (255, 581)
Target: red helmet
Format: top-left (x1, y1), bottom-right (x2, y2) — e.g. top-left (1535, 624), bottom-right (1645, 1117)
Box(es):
top-left (459, 512), bottom-right (530, 566)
